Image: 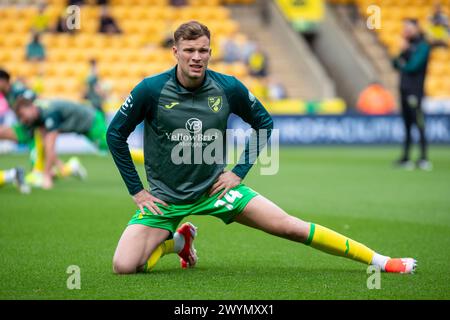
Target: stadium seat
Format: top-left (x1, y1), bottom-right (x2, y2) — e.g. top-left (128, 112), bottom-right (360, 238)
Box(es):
top-left (0, 0), bottom-right (285, 107)
top-left (8, 49), bottom-right (27, 63)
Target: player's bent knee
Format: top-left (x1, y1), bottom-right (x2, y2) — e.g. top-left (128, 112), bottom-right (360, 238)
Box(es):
top-left (112, 259), bottom-right (138, 275)
top-left (280, 216), bottom-right (309, 243)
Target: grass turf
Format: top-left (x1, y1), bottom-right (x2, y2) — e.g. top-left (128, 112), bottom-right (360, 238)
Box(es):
top-left (0, 146), bottom-right (449, 300)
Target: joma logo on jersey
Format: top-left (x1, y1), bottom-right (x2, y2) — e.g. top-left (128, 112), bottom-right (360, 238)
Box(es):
top-left (164, 102), bottom-right (179, 109)
top-left (208, 96), bottom-right (223, 112)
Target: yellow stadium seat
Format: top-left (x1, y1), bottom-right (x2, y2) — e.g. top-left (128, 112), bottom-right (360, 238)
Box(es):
top-left (99, 61), bottom-right (123, 78)
top-left (9, 49), bottom-right (27, 64)
top-left (93, 35), bottom-right (115, 48)
top-left (123, 34), bottom-right (148, 48)
top-left (80, 20), bottom-right (98, 34)
top-left (46, 0), bottom-right (68, 6)
top-left (160, 7), bottom-right (175, 20)
top-left (80, 6), bottom-right (100, 20)
top-left (63, 78), bottom-right (82, 92)
top-left (40, 34), bottom-right (58, 47)
top-left (3, 35), bottom-right (28, 48)
top-left (0, 0), bottom-right (260, 102)
top-left (120, 20), bottom-right (142, 34)
top-left (45, 6), bottom-right (64, 21)
top-left (85, 47), bottom-right (106, 61)
top-left (427, 61), bottom-right (447, 78)
top-left (46, 48), bottom-right (67, 62)
top-left (319, 98), bottom-right (347, 114)
top-left (9, 63), bottom-right (27, 80)
top-left (12, 21), bottom-right (33, 34)
top-left (266, 99), bottom-right (307, 115)
top-left (43, 78), bottom-right (65, 96)
top-left (42, 63), bottom-right (59, 77)
top-left (131, 7), bottom-right (155, 20)
top-left (110, 6), bottom-right (128, 20)
top-left (56, 34), bottom-right (78, 47)
top-left (210, 7), bottom-right (231, 20)
top-left (45, 64), bottom-right (64, 78)
top-left (69, 50), bottom-right (89, 64)
top-left (120, 50), bottom-right (142, 63)
top-left (100, 50), bottom-right (122, 63)
top-left (64, 64), bottom-right (88, 78)
top-left (101, 36), bottom-right (121, 50)
top-left (73, 34), bottom-right (95, 48)
top-left (13, 7), bottom-right (37, 19)
top-left (431, 48), bottom-right (450, 62)
top-left (0, 50), bottom-right (13, 63)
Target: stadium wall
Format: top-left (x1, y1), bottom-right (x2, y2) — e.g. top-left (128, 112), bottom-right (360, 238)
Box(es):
top-left (58, 113), bottom-right (450, 152)
top-left (228, 114), bottom-right (450, 145)
top-left (2, 114), bottom-right (449, 155)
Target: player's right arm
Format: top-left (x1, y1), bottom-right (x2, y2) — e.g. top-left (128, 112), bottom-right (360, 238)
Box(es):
top-left (106, 80), bottom-right (167, 215)
top-left (40, 109), bottom-right (64, 189)
top-left (400, 41), bottom-right (430, 73)
top-left (42, 129), bottom-right (58, 189)
top-left (107, 81), bottom-right (148, 195)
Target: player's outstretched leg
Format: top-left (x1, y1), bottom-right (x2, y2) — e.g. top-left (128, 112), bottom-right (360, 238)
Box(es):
top-left (64, 157), bottom-right (88, 180)
top-left (0, 167), bottom-right (30, 194)
top-left (14, 167), bottom-right (31, 194)
top-left (235, 195), bottom-right (417, 274)
top-left (25, 170), bottom-right (44, 188)
top-left (51, 157), bottom-right (88, 182)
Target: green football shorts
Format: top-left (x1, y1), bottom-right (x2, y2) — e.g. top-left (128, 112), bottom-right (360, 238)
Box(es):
top-left (128, 184), bottom-right (259, 234)
top-left (86, 110), bottom-right (108, 151)
top-left (12, 123), bottom-right (33, 145)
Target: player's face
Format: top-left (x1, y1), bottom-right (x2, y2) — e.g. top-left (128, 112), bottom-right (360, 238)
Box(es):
top-left (173, 36), bottom-right (211, 83)
top-left (403, 22), bottom-right (419, 39)
top-left (17, 105), bottom-right (38, 125)
top-left (0, 79), bottom-right (9, 95)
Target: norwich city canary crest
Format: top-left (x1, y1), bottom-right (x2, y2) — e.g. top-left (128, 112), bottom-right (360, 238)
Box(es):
top-left (208, 96), bottom-right (223, 112)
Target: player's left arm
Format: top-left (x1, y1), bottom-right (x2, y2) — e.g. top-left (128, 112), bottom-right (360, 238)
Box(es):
top-left (210, 77), bottom-right (273, 199)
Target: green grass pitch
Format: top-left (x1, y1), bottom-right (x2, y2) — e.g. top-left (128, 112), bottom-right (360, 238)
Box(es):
top-left (1, 146), bottom-right (449, 300)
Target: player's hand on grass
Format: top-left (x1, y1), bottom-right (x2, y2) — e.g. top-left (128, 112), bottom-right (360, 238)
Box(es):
top-left (132, 189), bottom-right (168, 216)
top-left (209, 171), bottom-right (242, 199)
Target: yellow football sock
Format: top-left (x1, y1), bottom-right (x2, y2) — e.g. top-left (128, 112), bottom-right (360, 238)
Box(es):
top-left (142, 239), bottom-right (175, 272)
top-left (163, 239), bottom-right (175, 254)
top-left (306, 223), bottom-right (374, 265)
top-left (0, 170), bottom-right (6, 186)
top-left (32, 130), bottom-right (45, 172)
top-left (0, 169), bottom-right (16, 186)
top-left (130, 148), bottom-right (144, 164)
top-left (56, 162), bottom-right (73, 178)
top-left (59, 166), bottom-right (71, 178)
